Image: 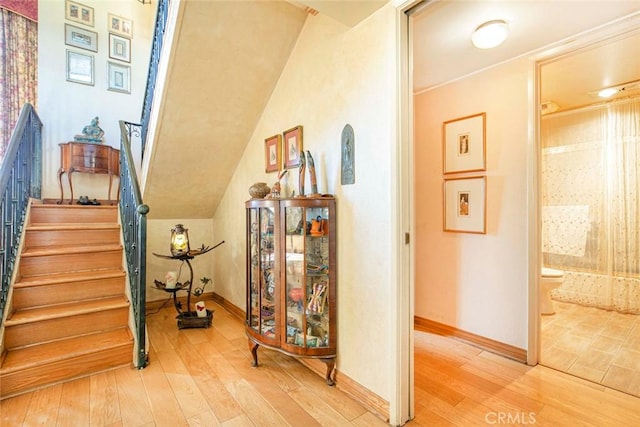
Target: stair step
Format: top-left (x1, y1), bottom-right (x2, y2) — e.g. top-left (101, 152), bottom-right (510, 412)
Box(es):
top-left (5, 295), bottom-right (130, 326)
top-left (21, 243), bottom-right (122, 257)
top-left (15, 268), bottom-right (125, 287)
top-left (18, 247), bottom-right (123, 276)
top-left (29, 204), bottom-right (117, 224)
top-left (13, 270), bottom-right (126, 310)
top-left (4, 304), bottom-right (129, 350)
top-left (24, 223), bottom-right (120, 248)
top-left (0, 328), bottom-right (133, 398)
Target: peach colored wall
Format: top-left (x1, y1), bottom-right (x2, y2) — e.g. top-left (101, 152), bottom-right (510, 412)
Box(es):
top-left (414, 58), bottom-right (531, 349)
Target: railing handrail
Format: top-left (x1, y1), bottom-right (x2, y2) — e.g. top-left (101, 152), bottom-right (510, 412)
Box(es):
top-left (119, 120), bottom-right (149, 369)
top-left (0, 103), bottom-right (43, 323)
top-left (120, 121), bottom-right (145, 207)
top-left (140, 0), bottom-right (170, 155)
top-left (0, 103), bottom-right (41, 189)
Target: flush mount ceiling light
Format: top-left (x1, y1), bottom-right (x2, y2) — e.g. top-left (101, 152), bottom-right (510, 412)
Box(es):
top-left (589, 79), bottom-right (640, 99)
top-left (472, 20), bottom-right (509, 49)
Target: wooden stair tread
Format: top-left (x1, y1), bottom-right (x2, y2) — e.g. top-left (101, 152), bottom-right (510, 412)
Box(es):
top-left (15, 268), bottom-right (125, 287)
top-left (27, 223), bottom-right (119, 230)
top-left (0, 328), bottom-right (132, 374)
top-left (30, 204), bottom-right (117, 210)
top-left (6, 296), bottom-right (129, 325)
top-left (21, 243), bottom-right (122, 257)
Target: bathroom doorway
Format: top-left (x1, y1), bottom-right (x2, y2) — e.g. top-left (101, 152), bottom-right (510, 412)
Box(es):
top-left (538, 30), bottom-right (640, 397)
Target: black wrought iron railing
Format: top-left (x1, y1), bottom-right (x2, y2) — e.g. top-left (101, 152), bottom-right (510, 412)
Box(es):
top-left (140, 0), bottom-right (170, 154)
top-left (117, 0), bottom-right (169, 368)
top-left (0, 104), bottom-right (42, 323)
top-left (119, 121), bottom-right (149, 369)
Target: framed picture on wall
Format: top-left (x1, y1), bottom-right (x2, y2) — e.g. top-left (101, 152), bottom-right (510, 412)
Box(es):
top-left (65, 0), bottom-right (94, 27)
top-left (443, 112), bottom-right (486, 174)
top-left (264, 134), bottom-right (282, 173)
top-left (283, 125), bottom-right (303, 169)
top-left (443, 176), bottom-right (486, 234)
top-left (109, 33), bottom-right (131, 62)
top-left (108, 13), bottom-right (133, 39)
top-left (66, 49), bottom-right (94, 86)
top-left (65, 24), bottom-right (97, 52)
top-left (107, 61), bottom-right (131, 94)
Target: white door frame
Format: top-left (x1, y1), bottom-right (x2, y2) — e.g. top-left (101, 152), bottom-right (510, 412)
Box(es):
top-left (390, 0), bottom-right (427, 425)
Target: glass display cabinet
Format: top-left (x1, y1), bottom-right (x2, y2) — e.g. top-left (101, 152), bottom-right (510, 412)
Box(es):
top-left (245, 197), bottom-right (336, 385)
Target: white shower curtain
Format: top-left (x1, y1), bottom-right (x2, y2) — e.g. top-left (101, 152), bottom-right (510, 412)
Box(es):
top-left (541, 97), bottom-right (639, 313)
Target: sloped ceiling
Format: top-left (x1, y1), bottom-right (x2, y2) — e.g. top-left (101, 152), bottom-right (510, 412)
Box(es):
top-left (143, 0), bottom-right (387, 219)
top-left (143, 1), bottom-right (307, 219)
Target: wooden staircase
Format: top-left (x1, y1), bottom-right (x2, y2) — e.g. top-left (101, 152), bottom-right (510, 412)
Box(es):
top-left (0, 203), bottom-right (133, 399)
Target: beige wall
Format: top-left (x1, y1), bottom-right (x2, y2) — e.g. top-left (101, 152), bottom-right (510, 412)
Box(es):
top-left (414, 58), bottom-right (531, 349)
top-left (38, 0), bottom-right (154, 201)
top-left (213, 7), bottom-right (398, 401)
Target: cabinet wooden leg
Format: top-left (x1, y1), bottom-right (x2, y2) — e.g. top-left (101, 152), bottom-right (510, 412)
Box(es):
top-left (249, 340), bottom-right (259, 367)
top-left (321, 358), bottom-right (335, 386)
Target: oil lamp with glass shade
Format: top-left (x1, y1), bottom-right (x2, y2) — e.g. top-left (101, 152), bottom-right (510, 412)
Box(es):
top-left (170, 224), bottom-right (190, 257)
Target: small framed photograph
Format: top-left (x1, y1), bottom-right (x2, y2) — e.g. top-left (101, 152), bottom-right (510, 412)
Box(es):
top-left (443, 112), bottom-right (486, 174)
top-left (443, 176), bottom-right (486, 234)
top-left (109, 33), bottom-right (131, 62)
top-left (265, 134), bottom-right (282, 173)
top-left (65, 0), bottom-right (94, 27)
top-left (107, 61), bottom-right (131, 94)
top-left (65, 24), bottom-right (97, 52)
top-left (66, 50), bottom-right (94, 86)
top-left (283, 125), bottom-right (303, 169)
top-left (108, 13), bottom-right (133, 39)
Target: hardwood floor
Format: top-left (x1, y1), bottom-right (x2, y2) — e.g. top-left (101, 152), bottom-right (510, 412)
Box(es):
top-left (2, 300), bottom-right (640, 426)
top-left (411, 331), bottom-right (640, 426)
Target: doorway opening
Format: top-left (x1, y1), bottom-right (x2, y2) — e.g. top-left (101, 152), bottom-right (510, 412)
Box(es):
top-left (537, 30), bottom-right (640, 398)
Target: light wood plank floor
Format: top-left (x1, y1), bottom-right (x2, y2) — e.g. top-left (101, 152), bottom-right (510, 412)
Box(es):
top-left (2, 301), bottom-right (639, 426)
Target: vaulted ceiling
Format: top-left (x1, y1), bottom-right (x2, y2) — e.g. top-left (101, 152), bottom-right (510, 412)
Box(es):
top-left (142, 0), bottom-right (388, 219)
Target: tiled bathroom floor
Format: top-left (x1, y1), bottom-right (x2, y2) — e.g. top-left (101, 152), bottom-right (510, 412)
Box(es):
top-left (541, 301), bottom-right (640, 397)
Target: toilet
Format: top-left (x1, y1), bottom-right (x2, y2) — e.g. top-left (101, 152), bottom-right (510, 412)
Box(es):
top-left (540, 267), bottom-right (564, 315)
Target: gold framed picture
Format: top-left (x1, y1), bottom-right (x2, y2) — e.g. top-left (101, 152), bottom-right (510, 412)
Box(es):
top-left (283, 125), bottom-right (303, 169)
top-left (108, 13), bottom-right (133, 39)
top-left (65, 0), bottom-right (94, 27)
top-left (265, 134), bottom-right (282, 173)
top-left (443, 112), bottom-right (486, 174)
top-left (443, 176), bottom-right (486, 234)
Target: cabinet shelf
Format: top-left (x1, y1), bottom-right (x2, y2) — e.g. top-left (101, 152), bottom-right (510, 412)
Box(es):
top-left (246, 197), bottom-right (337, 385)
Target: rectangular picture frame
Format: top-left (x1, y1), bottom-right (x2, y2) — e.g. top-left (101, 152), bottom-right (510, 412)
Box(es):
top-left (107, 61), bottom-right (131, 94)
top-left (443, 112), bottom-right (486, 174)
top-left (265, 134), bottom-right (282, 173)
top-left (109, 33), bottom-right (131, 63)
top-left (443, 176), bottom-right (486, 234)
top-left (108, 13), bottom-right (133, 39)
top-left (65, 24), bottom-right (97, 52)
top-left (283, 125), bottom-right (303, 169)
top-left (66, 49), bottom-right (94, 86)
top-left (65, 0), bottom-right (94, 27)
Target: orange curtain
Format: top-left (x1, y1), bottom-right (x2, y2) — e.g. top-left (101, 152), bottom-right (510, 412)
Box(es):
top-left (0, 7), bottom-right (37, 162)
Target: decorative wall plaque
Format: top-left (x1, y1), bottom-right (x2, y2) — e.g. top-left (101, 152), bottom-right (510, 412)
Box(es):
top-left (341, 124), bottom-right (355, 185)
